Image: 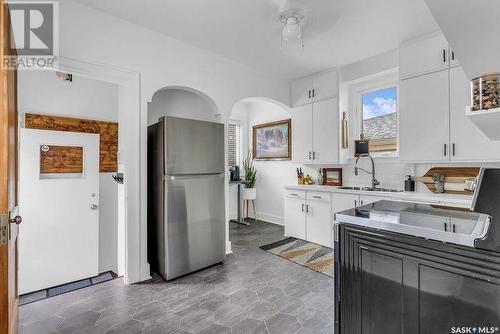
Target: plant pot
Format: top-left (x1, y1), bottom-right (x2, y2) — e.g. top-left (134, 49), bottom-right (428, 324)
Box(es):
top-left (242, 187), bottom-right (257, 200)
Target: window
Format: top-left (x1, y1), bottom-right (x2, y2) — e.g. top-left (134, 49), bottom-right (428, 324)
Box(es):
top-left (360, 86), bottom-right (398, 153)
top-left (227, 123), bottom-right (242, 166)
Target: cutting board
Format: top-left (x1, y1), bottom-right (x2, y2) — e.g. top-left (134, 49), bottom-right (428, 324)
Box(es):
top-left (413, 167), bottom-right (480, 194)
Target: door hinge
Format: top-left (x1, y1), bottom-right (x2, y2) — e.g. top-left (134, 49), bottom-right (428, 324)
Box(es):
top-left (0, 213), bottom-right (8, 245)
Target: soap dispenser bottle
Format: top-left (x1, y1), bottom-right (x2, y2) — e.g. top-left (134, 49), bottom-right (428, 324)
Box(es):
top-left (404, 175), bottom-right (415, 192)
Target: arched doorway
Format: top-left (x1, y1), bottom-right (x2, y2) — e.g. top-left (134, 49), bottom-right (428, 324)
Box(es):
top-left (228, 97), bottom-right (294, 229)
top-left (148, 86), bottom-right (220, 124)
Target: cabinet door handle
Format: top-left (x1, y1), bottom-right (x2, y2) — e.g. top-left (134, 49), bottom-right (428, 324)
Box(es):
top-left (360, 200), bottom-right (364, 205)
top-left (306, 205), bottom-right (310, 214)
top-left (308, 90), bottom-right (311, 99)
top-left (443, 143), bottom-right (447, 156)
top-left (290, 193), bottom-right (299, 196)
top-left (302, 203), bottom-right (305, 212)
top-left (309, 152), bottom-right (312, 160)
top-left (444, 222), bottom-right (448, 232)
top-left (312, 89), bottom-right (315, 98)
top-left (452, 143), bottom-right (456, 156)
top-left (442, 49), bottom-right (447, 63)
top-left (312, 151), bottom-right (316, 160)
top-left (354, 200), bottom-right (358, 207)
top-left (312, 195), bottom-right (321, 199)
top-left (452, 51), bottom-right (455, 61)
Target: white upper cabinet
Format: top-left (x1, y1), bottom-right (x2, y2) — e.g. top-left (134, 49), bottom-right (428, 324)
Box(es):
top-left (291, 98), bottom-right (341, 164)
top-left (291, 104), bottom-right (313, 163)
top-left (291, 70), bottom-right (338, 107)
top-left (312, 98), bottom-right (339, 163)
top-left (291, 76), bottom-right (314, 107)
top-left (399, 70), bottom-right (450, 162)
top-left (449, 66), bottom-right (500, 162)
top-left (399, 33), bottom-right (451, 80)
top-left (399, 32), bottom-right (500, 163)
top-left (449, 48), bottom-right (460, 68)
top-left (290, 69), bottom-right (341, 164)
top-left (312, 70), bottom-right (338, 103)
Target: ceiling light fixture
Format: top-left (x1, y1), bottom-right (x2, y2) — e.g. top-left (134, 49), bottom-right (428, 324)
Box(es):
top-left (280, 14), bottom-right (304, 49)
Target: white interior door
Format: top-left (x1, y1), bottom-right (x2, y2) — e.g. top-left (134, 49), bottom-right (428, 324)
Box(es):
top-left (19, 129), bottom-right (100, 294)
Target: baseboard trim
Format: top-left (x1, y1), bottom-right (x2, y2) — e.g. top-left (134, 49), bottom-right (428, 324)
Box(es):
top-left (254, 212), bottom-right (283, 226)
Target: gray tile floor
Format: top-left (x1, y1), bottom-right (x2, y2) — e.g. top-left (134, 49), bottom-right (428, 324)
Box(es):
top-left (19, 221), bottom-right (334, 334)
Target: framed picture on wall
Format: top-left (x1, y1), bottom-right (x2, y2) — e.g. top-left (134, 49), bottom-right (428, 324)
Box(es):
top-left (322, 168), bottom-right (343, 186)
top-left (252, 119), bottom-right (291, 160)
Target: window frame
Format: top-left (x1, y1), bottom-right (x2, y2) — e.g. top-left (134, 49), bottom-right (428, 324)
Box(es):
top-left (350, 71), bottom-right (399, 158)
top-left (227, 120), bottom-right (243, 167)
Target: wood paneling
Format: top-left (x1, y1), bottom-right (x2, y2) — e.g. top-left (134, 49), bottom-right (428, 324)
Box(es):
top-left (40, 145), bottom-right (83, 174)
top-left (25, 113), bottom-right (118, 173)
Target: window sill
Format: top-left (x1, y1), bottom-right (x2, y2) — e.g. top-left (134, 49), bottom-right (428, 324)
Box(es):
top-left (347, 153), bottom-right (400, 161)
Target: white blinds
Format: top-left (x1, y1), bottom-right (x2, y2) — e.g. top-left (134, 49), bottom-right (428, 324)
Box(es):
top-left (227, 123), bottom-right (241, 166)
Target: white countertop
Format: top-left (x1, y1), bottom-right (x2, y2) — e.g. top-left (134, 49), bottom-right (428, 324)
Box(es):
top-left (285, 184), bottom-right (473, 207)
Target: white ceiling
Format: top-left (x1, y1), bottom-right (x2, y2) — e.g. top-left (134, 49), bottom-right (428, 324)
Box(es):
top-left (73, 0), bottom-right (440, 80)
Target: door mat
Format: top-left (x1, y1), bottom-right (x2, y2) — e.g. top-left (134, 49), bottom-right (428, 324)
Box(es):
top-left (19, 271), bottom-right (117, 306)
top-left (260, 237), bottom-right (333, 277)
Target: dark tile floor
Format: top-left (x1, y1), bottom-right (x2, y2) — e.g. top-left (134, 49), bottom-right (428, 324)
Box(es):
top-left (19, 221), bottom-right (334, 334)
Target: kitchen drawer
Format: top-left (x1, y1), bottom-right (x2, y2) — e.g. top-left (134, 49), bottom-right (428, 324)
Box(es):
top-left (307, 191), bottom-right (331, 203)
top-left (285, 189), bottom-right (306, 200)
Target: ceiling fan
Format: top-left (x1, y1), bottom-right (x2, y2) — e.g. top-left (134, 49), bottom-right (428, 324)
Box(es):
top-left (272, 0), bottom-right (339, 49)
top-left (276, 0), bottom-right (311, 48)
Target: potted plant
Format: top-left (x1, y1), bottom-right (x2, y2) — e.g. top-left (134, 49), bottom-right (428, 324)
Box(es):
top-left (242, 151), bottom-right (257, 201)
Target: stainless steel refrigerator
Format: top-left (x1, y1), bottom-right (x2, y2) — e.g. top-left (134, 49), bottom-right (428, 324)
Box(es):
top-left (147, 116), bottom-right (226, 280)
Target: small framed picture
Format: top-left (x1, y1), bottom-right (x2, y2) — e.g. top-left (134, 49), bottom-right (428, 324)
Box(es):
top-left (322, 168), bottom-right (343, 186)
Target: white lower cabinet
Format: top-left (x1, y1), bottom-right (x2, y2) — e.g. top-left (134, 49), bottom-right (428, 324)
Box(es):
top-left (284, 190), bottom-right (306, 240)
top-left (306, 192), bottom-right (332, 247)
top-left (284, 191), bottom-right (332, 247)
top-left (359, 195), bottom-right (390, 206)
top-left (285, 189), bottom-right (469, 248)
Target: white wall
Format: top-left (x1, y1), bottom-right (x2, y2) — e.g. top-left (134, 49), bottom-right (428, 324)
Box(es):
top-left (148, 89), bottom-right (221, 125)
top-left (56, 1), bottom-right (290, 275)
top-left (18, 70), bottom-right (120, 273)
top-left (229, 100), bottom-right (298, 225)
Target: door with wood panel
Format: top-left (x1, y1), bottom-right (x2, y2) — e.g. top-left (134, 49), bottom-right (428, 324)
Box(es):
top-left (0, 1), bottom-right (20, 333)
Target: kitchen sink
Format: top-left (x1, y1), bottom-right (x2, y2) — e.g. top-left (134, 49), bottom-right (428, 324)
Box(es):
top-left (374, 188), bottom-right (405, 193)
top-left (338, 186), bottom-right (373, 191)
top-left (338, 186), bottom-right (404, 193)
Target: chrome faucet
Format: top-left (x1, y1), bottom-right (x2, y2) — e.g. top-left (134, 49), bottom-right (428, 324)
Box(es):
top-left (354, 154), bottom-right (380, 190)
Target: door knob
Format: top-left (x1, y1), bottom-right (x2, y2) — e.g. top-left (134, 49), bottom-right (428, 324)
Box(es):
top-left (90, 204), bottom-right (99, 210)
top-left (10, 216), bottom-right (22, 225)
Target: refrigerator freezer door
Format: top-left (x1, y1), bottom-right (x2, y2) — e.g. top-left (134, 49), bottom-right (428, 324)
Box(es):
top-left (164, 173), bottom-right (226, 280)
top-left (164, 117), bottom-right (225, 175)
